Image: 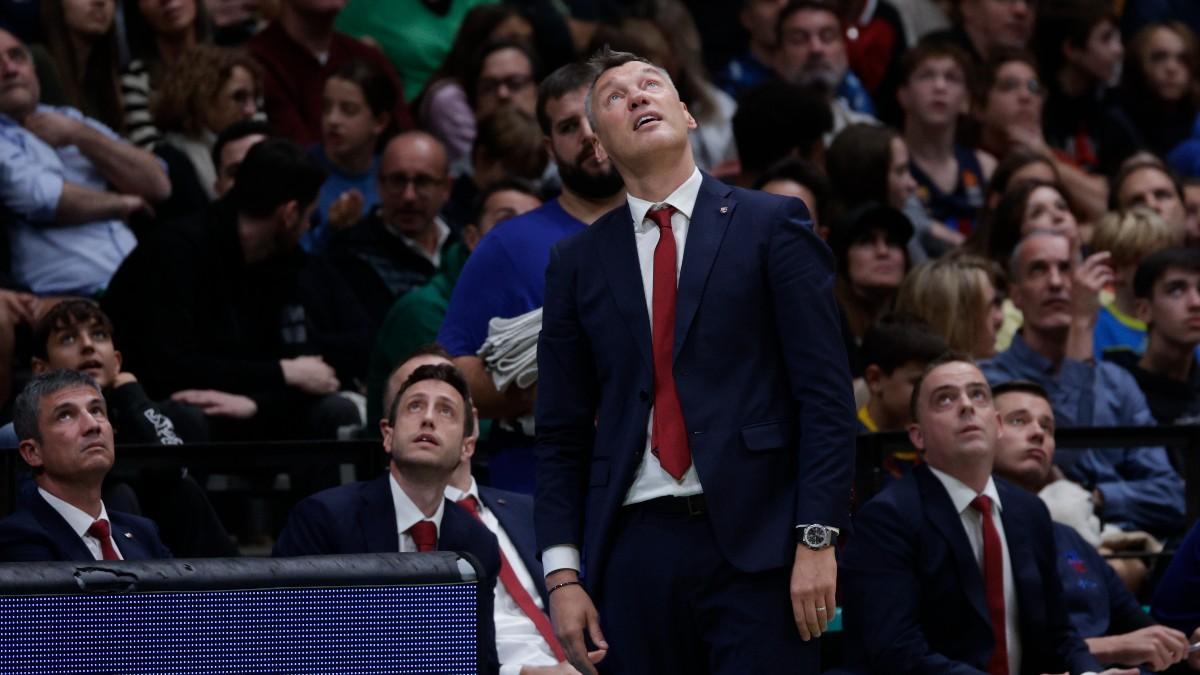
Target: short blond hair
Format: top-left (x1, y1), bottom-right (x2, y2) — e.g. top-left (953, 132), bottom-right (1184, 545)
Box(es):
top-left (1091, 206), bottom-right (1182, 268)
top-left (896, 254), bottom-right (1002, 360)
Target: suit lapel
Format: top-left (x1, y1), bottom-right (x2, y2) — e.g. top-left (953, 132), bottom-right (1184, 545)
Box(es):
top-left (30, 492), bottom-right (94, 561)
top-left (360, 474), bottom-right (400, 553)
top-left (674, 175), bottom-right (734, 361)
top-left (108, 517), bottom-right (146, 560)
top-left (600, 209), bottom-right (653, 372)
top-left (915, 466), bottom-right (991, 627)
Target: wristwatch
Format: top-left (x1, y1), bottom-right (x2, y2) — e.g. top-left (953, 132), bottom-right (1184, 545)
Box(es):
top-left (796, 524), bottom-right (840, 550)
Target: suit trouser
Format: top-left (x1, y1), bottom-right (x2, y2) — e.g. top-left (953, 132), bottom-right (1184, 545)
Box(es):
top-left (598, 500), bottom-right (819, 674)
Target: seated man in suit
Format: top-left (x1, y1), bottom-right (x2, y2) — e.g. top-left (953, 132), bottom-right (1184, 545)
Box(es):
top-left (273, 363), bottom-right (501, 674)
top-left (991, 380), bottom-right (1191, 672)
top-left (841, 354), bottom-right (1134, 675)
top-left (0, 369), bottom-right (172, 561)
top-left (380, 347), bottom-right (576, 675)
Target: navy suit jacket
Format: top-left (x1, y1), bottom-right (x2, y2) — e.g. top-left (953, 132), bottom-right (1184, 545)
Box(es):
top-left (272, 473), bottom-right (501, 674)
top-left (0, 490), bottom-right (171, 562)
top-left (840, 464), bottom-right (1102, 675)
top-left (479, 485), bottom-right (549, 609)
top-left (535, 173), bottom-right (856, 588)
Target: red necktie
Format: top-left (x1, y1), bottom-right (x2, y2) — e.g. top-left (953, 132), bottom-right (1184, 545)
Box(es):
top-left (86, 519), bottom-right (120, 561)
top-left (647, 205), bottom-right (691, 480)
top-left (971, 495), bottom-right (1009, 675)
top-left (458, 496), bottom-right (566, 661)
top-left (407, 520), bottom-right (438, 552)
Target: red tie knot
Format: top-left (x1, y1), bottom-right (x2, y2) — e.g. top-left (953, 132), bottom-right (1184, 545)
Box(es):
top-left (971, 494), bottom-right (992, 516)
top-left (648, 205), bottom-right (677, 231)
top-left (407, 520), bottom-right (438, 553)
top-left (87, 519), bottom-right (111, 541)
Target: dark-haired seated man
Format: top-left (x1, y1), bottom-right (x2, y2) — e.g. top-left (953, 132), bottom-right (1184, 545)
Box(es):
top-left (0, 370), bottom-right (171, 562)
top-left (841, 355), bottom-right (1133, 675)
top-left (273, 363), bottom-right (500, 674)
top-left (990, 380), bottom-right (1191, 672)
top-left (101, 138), bottom-right (369, 441)
top-left (1106, 247), bottom-right (1200, 425)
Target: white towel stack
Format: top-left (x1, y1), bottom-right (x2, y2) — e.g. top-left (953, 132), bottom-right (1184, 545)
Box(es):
top-left (477, 307), bottom-right (543, 436)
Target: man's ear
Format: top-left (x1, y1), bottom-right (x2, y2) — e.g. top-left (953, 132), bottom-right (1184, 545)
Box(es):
top-left (681, 102), bottom-right (698, 131)
top-left (906, 422), bottom-right (924, 452)
top-left (863, 364), bottom-right (885, 395)
top-left (277, 199), bottom-right (300, 229)
top-left (379, 419), bottom-right (393, 454)
top-left (461, 433), bottom-right (476, 463)
top-left (462, 224), bottom-right (481, 252)
top-left (114, 350), bottom-right (123, 373)
top-left (31, 358), bottom-right (49, 375)
top-left (18, 439), bottom-right (42, 470)
top-left (1135, 297), bottom-right (1152, 324)
top-left (592, 137), bottom-right (609, 165)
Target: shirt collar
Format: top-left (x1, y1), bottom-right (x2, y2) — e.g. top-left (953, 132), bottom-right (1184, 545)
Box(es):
top-left (1006, 331), bottom-right (1056, 375)
top-left (442, 477), bottom-right (481, 507)
top-left (391, 217), bottom-right (451, 263)
top-left (387, 471), bottom-right (445, 538)
top-left (927, 466), bottom-right (1003, 516)
top-left (38, 487), bottom-right (111, 538)
top-left (626, 167), bottom-right (703, 233)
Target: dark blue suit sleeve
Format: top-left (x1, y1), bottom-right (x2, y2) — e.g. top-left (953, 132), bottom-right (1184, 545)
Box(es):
top-left (842, 498), bottom-right (988, 675)
top-left (534, 241), bottom-right (599, 554)
top-left (1152, 520), bottom-right (1200, 633)
top-left (272, 497), bottom-right (335, 557)
top-left (0, 516), bottom-right (60, 562)
top-left (765, 197), bottom-right (856, 530)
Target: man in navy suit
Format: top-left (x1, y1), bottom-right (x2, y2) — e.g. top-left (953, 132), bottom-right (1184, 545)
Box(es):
top-left (535, 48), bottom-right (857, 674)
top-left (840, 355), bottom-right (1134, 675)
top-left (0, 369), bottom-right (171, 562)
top-left (380, 346), bottom-right (575, 675)
top-left (273, 363), bottom-right (502, 674)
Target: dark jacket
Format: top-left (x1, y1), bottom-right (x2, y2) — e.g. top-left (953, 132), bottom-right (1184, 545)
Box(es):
top-left (0, 490), bottom-right (171, 562)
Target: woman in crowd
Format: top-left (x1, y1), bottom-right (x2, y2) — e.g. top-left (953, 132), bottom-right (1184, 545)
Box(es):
top-left (972, 178), bottom-right (1082, 266)
top-left (121, 0), bottom-right (212, 149)
top-left (39, 0), bottom-right (124, 131)
top-left (415, 4), bottom-right (534, 168)
top-left (827, 123), bottom-right (956, 260)
top-left (152, 45), bottom-right (262, 205)
top-left (983, 147), bottom-right (1061, 213)
top-left (753, 158), bottom-right (831, 240)
top-left (305, 59), bottom-right (397, 253)
top-left (1117, 21), bottom-right (1200, 161)
top-left (829, 202), bottom-right (912, 380)
top-left (973, 48), bottom-right (1108, 222)
top-left (895, 254), bottom-right (1005, 359)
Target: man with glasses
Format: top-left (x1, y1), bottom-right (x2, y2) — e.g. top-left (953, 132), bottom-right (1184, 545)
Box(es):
top-left (329, 130), bottom-right (457, 331)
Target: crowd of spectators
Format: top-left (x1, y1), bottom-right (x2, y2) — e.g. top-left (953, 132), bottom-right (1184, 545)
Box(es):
top-left (3, 0), bottom-right (1200, 672)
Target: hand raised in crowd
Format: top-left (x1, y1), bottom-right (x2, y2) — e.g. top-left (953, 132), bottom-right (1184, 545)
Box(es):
top-left (791, 545), bottom-right (837, 641)
top-left (1071, 251), bottom-right (1115, 326)
top-left (171, 389), bottom-right (259, 419)
top-left (545, 571), bottom-right (607, 675)
top-left (23, 111), bottom-right (85, 148)
top-left (328, 189), bottom-right (366, 231)
top-left (280, 356), bottom-right (340, 395)
top-left (0, 289), bottom-right (38, 325)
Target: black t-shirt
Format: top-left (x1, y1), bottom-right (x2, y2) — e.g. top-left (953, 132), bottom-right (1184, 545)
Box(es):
top-left (1105, 349), bottom-right (1200, 425)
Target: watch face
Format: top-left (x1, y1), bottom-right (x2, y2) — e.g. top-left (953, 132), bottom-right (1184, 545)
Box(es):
top-left (804, 526), bottom-right (826, 548)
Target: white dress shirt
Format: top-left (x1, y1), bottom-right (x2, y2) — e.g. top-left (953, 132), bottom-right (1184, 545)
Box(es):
top-left (38, 488), bottom-right (123, 561)
top-left (446, 480), bottom-right (558, 674)
top-left (927, 468), bottom-right (1020, 675)
top-left (387, 473), bottom-right (445, 552)
top-left (542, 167), bottom-right (706, 577)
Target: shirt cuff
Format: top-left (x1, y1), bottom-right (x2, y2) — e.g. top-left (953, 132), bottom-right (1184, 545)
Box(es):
top-left (1095, 482), bottom-right (1127, 521)
top-left (541, 545), bottom-right (580, 577)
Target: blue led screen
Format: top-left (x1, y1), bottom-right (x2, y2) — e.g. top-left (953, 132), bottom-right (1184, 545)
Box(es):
top-left (0, 583), bottom-right (479, 673)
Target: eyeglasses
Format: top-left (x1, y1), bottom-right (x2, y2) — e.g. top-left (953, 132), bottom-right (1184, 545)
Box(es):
top-left (478, 74), bottom-right (534, 97)
top-left (380, 172), bottom-right (444, 194)
top-left (994, 77), bottom-right (1043, 96)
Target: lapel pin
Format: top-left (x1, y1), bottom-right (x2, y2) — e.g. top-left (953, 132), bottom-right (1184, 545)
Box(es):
top-left (497, 498), bottom-right (507, 506)
top-left (123, 532), bottom-right (133, 539)
top-left (720, 206), bottom-right (729, 214)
